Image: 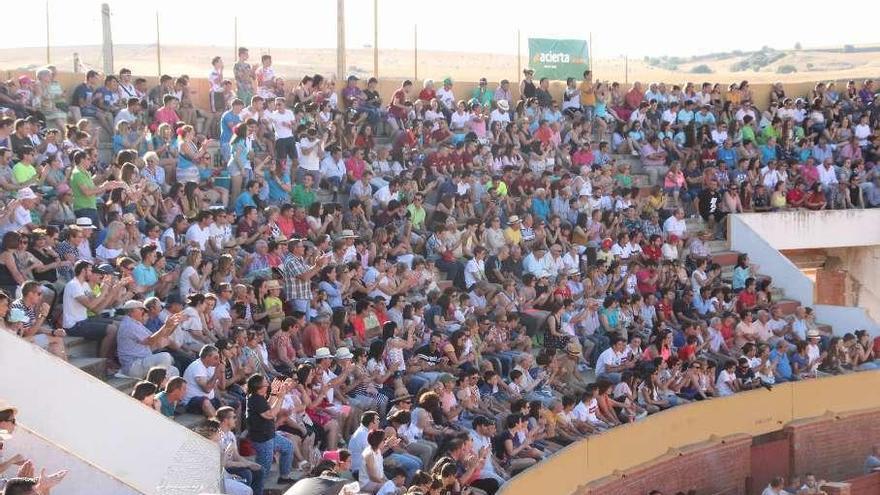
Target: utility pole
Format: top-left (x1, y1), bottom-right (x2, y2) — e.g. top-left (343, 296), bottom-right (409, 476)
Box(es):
top-left (101, 3), bottom-right (114, 74)
top-left (414, 24), bottom-right (418, 81)
top-left (155, 11), bottom-right (162, 77)
top-left (234, 16), bottom-right (238, 62)
top-left (373, 0), bottom-right (378, 78)
top-left (336, 0), bottom-right (346, 80)
top-left (45, 0), bottom-right (50, 64)
top-left (516, 29), bottom-right (521, 83)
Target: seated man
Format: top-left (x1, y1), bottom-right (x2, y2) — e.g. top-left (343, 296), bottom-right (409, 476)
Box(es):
top-left (182, 344), bottom-right (226, 418)
top-left (116, 299), bottom-right (186, 379)
top-left (61, 260), bottom-right (122, 362)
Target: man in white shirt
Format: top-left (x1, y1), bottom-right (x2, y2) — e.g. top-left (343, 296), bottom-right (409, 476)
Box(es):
top-left (469, 416), bottom-right (507, 484)
top-left (436, 79), bottom-right (456, 115)
top-left (816, 159), bottom-right (838, 196)
top-left (113, 97), bottom-right (142, 127)
top-left (760, 476), bottom-right (787, 495)
top-left (595, 337), bottom-right (633, 383)
top-left (182, 344), bottom-right (224, 418)
top-left (571, 384), bottom-right (607, 431)
top-left (464, 247), bottom-right (488, 290)
top-left (348, 411), bottom-right (380, 478)
top-left (489, 100), bottom-right (511, 125)
top-left (373, 178), bottom-right (398, 209)
top-left (0, 188), bottom-right (37, 235)
top-left (296, 128), bottom-right (323, 183)
top-left (267, 97), bottom-right (296, 167)
top-left (185, 211), bottom-right (214, 252)
top-left (319, 146), bottom-right (346, 194)
top-left (62, 260), bottom-right (121, 361)
top-left (662, 208), bottom-right (687, 240)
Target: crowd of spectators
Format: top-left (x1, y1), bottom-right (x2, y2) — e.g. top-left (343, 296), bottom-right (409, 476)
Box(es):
top-left (1, 49), bottom-right (880, 495)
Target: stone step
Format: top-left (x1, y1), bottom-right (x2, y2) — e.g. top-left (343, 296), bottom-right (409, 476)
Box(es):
top-left (711, 250), bottom-right (741, 267)
top-left (706, 240), bottom-right (729, 253)
top-left (106, 375), bottom-right (139, 394)
top-left (71, 357), bottom-right (106, 379)
top-left (64, 336), bottom-right (96, 359)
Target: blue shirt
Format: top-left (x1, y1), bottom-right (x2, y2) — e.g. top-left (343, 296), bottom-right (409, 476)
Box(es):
top-left (219, 110), bottom-right (240, 145)
top-left (71, 83), bottom-right (97, 117)
top-left (694, 112), bottom-right (716, 128)
top-left (770, 349), bottom-right (793, 380)
top-left (234, 191), bottom-right (258, 216)
top-left (265, 167), bottom-right (292, 204)
top-left (759, 145), bottom-right (777, 165)
top-left (132, 263), bottom-right (159, 298)
top-left (531, 197), bottom-right (550, 222)
top-left (718, 147), bottom-right (737, 168)
top-left (677, 109), bottom-right (695, 125)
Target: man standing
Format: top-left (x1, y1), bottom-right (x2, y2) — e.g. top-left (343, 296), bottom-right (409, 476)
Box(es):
top-left (268, 97), bottom-right (295, 167)
top-left (245, 374), bottom-right (295, 489)
top-left (698, 180), bottom-right (725, 239)
top-left (281, 239), bottom-right (329, 316)
top-left (233, 47), bottom-right (255, 104)
top-left (116, 300), bottom-right (185, 379)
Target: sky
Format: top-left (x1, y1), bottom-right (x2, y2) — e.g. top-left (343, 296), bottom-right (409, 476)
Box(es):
top-left (7, 0), bottom-right (880, 58)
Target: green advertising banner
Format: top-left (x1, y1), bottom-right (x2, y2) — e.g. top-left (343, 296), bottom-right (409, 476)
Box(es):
top-left (528, 38), bottom-right (590, 81)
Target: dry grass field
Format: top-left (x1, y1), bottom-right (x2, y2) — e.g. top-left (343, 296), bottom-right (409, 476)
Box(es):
top-left (2, 44), bottom-right (880, 84)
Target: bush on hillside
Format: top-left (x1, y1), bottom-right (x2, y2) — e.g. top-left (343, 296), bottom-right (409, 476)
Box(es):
top-left (690, 64), bottom-right (713, 74)
top-left (776, 64), bottom-right (797, 74)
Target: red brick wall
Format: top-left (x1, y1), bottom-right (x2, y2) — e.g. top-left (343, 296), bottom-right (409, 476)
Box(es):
top-left (848, 472), bottom-right (880, 495)
top-left (581, 435), bottom-right (751, 495)
top-left (787, 410), bottom-right (880, 482)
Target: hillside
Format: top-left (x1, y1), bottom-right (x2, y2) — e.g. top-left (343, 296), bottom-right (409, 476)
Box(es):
top-left (1, 44), bottom-right (879, 84)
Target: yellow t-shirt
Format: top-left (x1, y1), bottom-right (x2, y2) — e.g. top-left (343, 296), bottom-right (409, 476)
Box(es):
top-left (264, 296), bottom-right (283, 320)
top-left (579, 81), bottom-right (596, 106)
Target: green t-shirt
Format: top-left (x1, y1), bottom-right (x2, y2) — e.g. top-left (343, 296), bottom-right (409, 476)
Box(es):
top-left (70, 167), bottom-right (97, 210)
top-left (407, 204), bottom-right (426, 230)
top-left (12, 162), bottom-right (36, 185)
top-left (741, 125), bottom-right (756, 145)
top-left (291, 184), bottom-right (316, 209)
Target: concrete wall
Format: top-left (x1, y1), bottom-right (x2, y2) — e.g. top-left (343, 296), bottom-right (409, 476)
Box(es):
top-left (730, 211), bottom-right (880, 331)
top-left (732, 210), bottom-right (880, 251)
top-left (3, 68), bottom-right (865, 116)
top-left (0, 330), bottom-right (222, 495)
top-left (499, 371), bottom-right (880, 495)
top-left (729, 213), bottom-right (815, 304)
top-left (5, 426), bottom-right (141, 495)
top-left (826, 246), bottom-right (880, 324)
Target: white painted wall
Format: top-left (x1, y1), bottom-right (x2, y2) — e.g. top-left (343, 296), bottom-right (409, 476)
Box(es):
top-left (814, 305), bottom-right (880, 336)
top-left (729, 215), bottom-right (815, 306)
top-left (5, 426), bottom-right (142, 495)
top-left (0, 331), bottom-right (223, 495)
top-left (826, 246), bottom-right (880, 323)
top-left (733, 210), bottom-right (880, 250)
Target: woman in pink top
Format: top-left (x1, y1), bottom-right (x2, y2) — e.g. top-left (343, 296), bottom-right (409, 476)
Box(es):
top-left (663, 162), bottom-right (687, 203)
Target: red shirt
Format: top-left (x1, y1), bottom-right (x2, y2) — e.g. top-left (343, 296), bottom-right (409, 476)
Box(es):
top-left (389, 88), bottom-right (408, 119)
top-left (636, 269), bottom-right (657, 295)
top-left (642, 245), bottom-right (662, 262)
top-left (276, 216), bottom-right (295, 238)
top-left (572, 149), bottom-right (594, 167)
top-left (656, 300), bottom-right (673, 321)
top-left (736, 290), bottom-right (757, 312)
top-left (292, 217), bottom-right (310, 237)
top-left (418, 88), bottom-right (436, 102)
top-left (535, 126), bottom-right (553, 146)
top-left (345, 158), bottom-right (367, 180)
top-left (678, 343), bottom-right (697, 361)
top-left (786, 188), bottom-right (805, 205)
